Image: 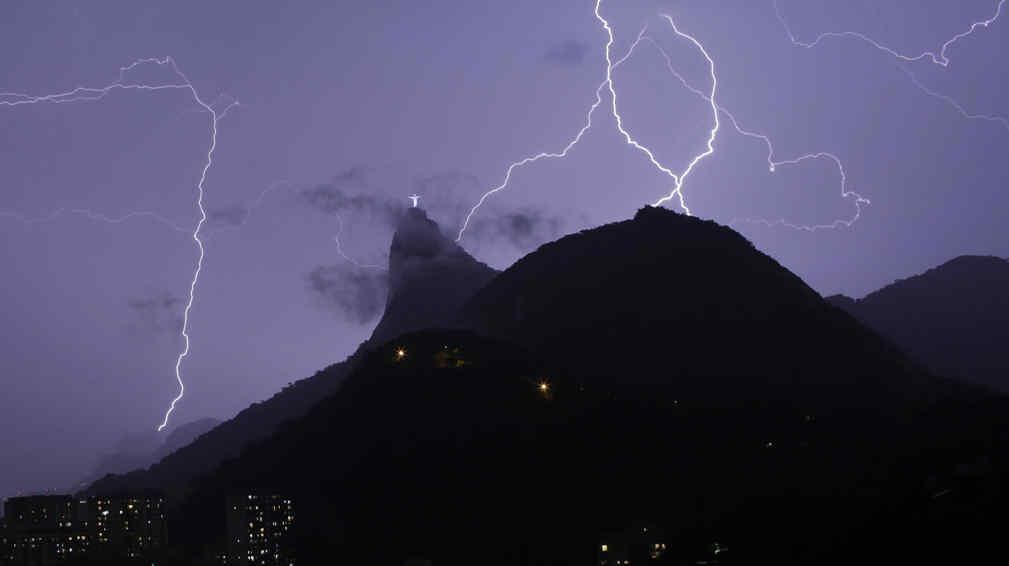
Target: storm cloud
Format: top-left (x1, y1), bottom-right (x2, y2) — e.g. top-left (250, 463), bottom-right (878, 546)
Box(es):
top-left (207, 205), bottom-right (250, 228)
top-left (468, 208), bottom-right (565, 250)
top-left (299, 166), bottom-right (403, 224)
top-left (543, 40), bottom-right (590, 67)
top-left (305, 264), bottom-right (388, 324)
top-left (127, 292), bottom-right (183, 334)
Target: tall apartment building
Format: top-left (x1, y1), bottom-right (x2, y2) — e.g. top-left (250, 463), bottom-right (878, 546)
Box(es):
top-left (89, 493), bottom-right (167, 560)
top-left (225, 495), bottom-right (295, 565)
top-left (1, 495), bottom-right (89, 564)
top-left (0, 492), bottom-right (166, 565)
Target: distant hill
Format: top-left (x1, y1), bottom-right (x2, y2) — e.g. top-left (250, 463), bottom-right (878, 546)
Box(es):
top-left (75, 432), bottom-right (161, 491)
top-left (74, 419), bottom-right (219, 492)
top-left (462, 206), bottom-right (934, 407)
top-left (153, 417), bottom-right (221, 462)
top-left (86, 361), bottom-right (352, 497)
top-left (828, 255), bottom-right (1009, 391)
top-left (169, 209), bottom-right (1009, 564)
top-left (89, 208), bottom-right (496, 497)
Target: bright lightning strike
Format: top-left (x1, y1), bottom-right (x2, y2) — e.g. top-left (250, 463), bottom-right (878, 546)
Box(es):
top-left (156, 61), bottom-right (235, 432)
top-left (642, 14), bottom-right (719, 210)
top-left (775, 0), bottom-right (1009, 138)
top-left (0, 56), bottom-right (236, 432)
top-left (454, 32), bottom-right (630, 242)
top-left (639, 36), bottom-right (869, 230)
top-left (774, 0), bottom-right (1006, 68)
top-left (456, 1), bottom-right (703, 242)
top-left (458, 0), bottom-right (864, 242)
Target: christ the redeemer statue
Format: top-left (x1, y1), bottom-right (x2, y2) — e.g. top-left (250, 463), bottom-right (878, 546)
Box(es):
top-left (409, 194), bottom-right (420, 208)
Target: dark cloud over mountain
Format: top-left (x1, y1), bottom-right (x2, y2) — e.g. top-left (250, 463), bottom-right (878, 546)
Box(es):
top-left (467, 209), bottom-right (564, 249)
top-left (305, 264), bottom-right (388, 324)
top-left (299, 167), bottom-right (403, 223)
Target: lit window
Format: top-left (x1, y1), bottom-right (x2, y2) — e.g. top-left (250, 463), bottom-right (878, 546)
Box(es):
top-left (601, 544), bottom-right (608, 552)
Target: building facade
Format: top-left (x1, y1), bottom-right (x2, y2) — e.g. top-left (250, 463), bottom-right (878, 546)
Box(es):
top-left (1, 496), bottom-right (89, 565)
top-left (88, 493), bottom-right (167, 560)
top-left (224, 495), bottom-right (295, 565)
top-left (0, 493), bottom-right (166, 565)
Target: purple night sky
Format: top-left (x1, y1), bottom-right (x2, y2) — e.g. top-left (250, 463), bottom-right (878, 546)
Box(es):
top-left (1, 0), bottom-right (1007, 499)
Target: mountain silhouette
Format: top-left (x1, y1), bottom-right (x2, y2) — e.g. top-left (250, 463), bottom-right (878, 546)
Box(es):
top-left (164, 208), bottom-right (1009, 564)
top-left (75, 432), bottom-right (161, 491)
top-left (153, 417), bottom-right (221, 462)
top-left (73, 419), bottom-right (218, 491)
top-left (462, 206), bottom-right (934, 407)
top-left (88, 207), bottom-right (496, 497)
top-left (369, 207), bottom-right (496, 345)
top-left (828, 255), bottom-right (1009, 391)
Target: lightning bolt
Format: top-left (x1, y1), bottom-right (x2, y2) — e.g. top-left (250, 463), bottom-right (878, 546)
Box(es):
top-left (333, 211), bottom-right (384, 270)
top-left (639, 36), bottom-right (869, 230)
top-left (0, 207), bottom-right (191, 234)
top-left (0, 56), bottom-right (236, 431)
top-left (458, 0), bottom-right (863, 241)
top-left (597, 12), bottom-right (718, 211)
top-left (775, 0), bottom-right (1009, 136)
top-left (156, 61), bottom-right (234, 432)
top-left (774, 0), bottom-right (1006, 68)
top-left (897, 66), bottom-right (1009, 133)
top-left (456, 2), bottom-right (703, 242)
top-left (454, 23), bottom-right (642, 242)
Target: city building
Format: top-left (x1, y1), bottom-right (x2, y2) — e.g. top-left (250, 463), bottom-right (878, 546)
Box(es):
top-left (0, 492), bottom-right (166, 565)
top-left (1, 495), bottom-right (89, 565)
top-left (88, 492), bottom-right (167, 560)
top-left (597, 521), bottom-right (668, 566)
top-left (225, 495), bottom-right (295, 565)
top-left (0, 517), bottom-right (11, 563)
